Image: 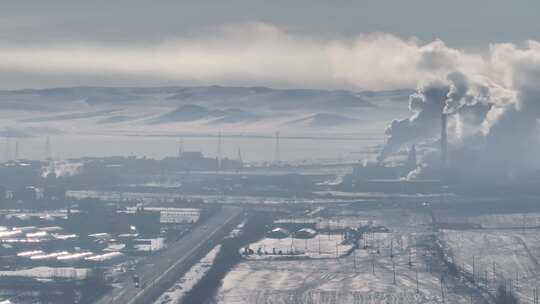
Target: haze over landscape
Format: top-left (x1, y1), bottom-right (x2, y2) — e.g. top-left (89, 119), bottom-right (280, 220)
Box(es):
top-left (2, 2), bottom-right (540, 304)
top-left (2, 2), bottom-right (540, 166)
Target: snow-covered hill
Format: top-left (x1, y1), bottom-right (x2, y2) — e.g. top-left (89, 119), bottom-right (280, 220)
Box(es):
top-left (0, 86), bottom-right (412, 137)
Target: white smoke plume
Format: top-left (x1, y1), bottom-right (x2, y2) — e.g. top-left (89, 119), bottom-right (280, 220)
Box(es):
top-left (380, 41), bottom-right (540, 177)
top-left (41, 161), bottom-right (82, 178)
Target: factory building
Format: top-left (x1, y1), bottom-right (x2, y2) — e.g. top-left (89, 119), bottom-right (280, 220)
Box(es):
top-left (66, 203), bottom-right (161, 236)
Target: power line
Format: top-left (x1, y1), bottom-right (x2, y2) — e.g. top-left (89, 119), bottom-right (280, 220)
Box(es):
top-left (237, 148), bottom-right (242, 164)
top-left (14, 141), bottom-right (19, 160)
top-left (4, 137), bottom-right (11, 162)
top-left (217, 132), bottom-right (222, 169)
top-left (45, 136), bottom-right (52, 161)
top-left (177, 137), bottom-right (183, 158)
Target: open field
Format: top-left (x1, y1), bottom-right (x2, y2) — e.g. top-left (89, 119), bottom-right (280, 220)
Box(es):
top-left (216, 224), bottom-right (476, 304)
top-left (440, 227), bottom-right (540, 303)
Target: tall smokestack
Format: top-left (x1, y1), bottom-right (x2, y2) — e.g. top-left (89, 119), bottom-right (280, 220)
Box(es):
top-left (441, 113), bottom-right (448, 172)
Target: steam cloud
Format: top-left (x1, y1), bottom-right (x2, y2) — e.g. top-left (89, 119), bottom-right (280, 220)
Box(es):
top-left (42, 161), bottom-right (82, 178)
top-left (380, 41), bottom-right (540, 177)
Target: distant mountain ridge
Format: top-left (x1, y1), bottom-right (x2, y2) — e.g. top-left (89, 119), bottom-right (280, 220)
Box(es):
top-left (148, 104), bottom-right (261, 124)
top-left (0, 85), bottom-right (412, 135)
top-left (288, 113), bottom-right (358, 128)
top-left (0, 85), bottom-right (375, 108)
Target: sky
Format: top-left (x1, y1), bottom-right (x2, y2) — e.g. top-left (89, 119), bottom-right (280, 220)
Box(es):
top-left (1, 0), bottom-right (540, 90)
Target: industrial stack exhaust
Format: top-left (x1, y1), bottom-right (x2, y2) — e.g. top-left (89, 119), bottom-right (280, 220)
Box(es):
top-left (441, 112), bottom-right (448, 172)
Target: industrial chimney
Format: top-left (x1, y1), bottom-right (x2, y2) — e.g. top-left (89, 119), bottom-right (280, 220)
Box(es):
top-left (441, 113), bottom-right (448, 172)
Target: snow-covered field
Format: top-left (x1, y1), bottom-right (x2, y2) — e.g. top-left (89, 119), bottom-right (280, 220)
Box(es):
top-left (440, 228), bottom-right (540, 303)
top-left (139, 198), bottom-right (540, 304)
top-left (0, 267), bottom-right (89, 280)
top-left (216, 230), bottom-right (472, 304)
top-left (471, 213), bottom-right (540, 229)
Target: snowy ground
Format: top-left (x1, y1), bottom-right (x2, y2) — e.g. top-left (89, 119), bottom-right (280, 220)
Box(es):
top-left (440, 228), bottom-right (540, 303)
top-left (471, 213), bottom-right (540, 229)
top-left (148, 201), bottom-right (540, 304)
top-left (216, 229), bottom-right (473, 304)
top-left (0, 266), bottom-right (89, 280)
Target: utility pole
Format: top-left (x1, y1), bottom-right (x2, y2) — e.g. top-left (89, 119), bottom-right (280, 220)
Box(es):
top-left (237, 148), bottom-right (243, 164)
top-left (14, 141), bottom-right (19, 160)
top-left (177, 137), bottom-right (183, 158)
top-left (274, 131), bottom-right (280, 164)
top-left (45, 136), bottom-right (51, 161)
top-left (492, 261), bottom-right (496, 284)
top-left (393, 260), bottom-right (396, 284)
top-left (217, 132), bottom-right (222, 170)
top-left (416, 269), bottom-right (419, 293)
top-left (472, 255), bottom-right (476, 282)
top-left (440, 276), bottom-right (445, 304)
top-left (4, 137), bottom-right (10, 162)
top-left (290, 237), bottom-right (294, 253)
top-left (353, 251), bottom-right (357, 271)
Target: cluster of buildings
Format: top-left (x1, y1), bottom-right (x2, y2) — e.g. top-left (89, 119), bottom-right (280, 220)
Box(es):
top-left (164, 151), bottom-right (243, 171)
top-left (0, 205), bottom-right (160, 270)
top-left (341, 145), bottom-right (443, 193)
top-left (78, 150), bottom-right (244, 178)
top-left (0, 184), bottom-right (66, 205)
top-left (0, 160), bottom-right (68, 210)
top-left (0, 198), bottom-right (204, 285)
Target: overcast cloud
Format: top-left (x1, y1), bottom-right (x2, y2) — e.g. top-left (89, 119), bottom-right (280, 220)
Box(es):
top-left (2, 0), bottom-right (540, 90)
top-left (0, 23), bottom-right (487, 90)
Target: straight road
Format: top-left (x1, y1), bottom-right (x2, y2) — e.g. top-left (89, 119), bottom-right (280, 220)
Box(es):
top-left (96, 206), bottom-right (242, 304)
